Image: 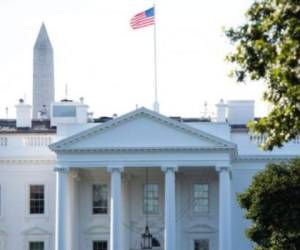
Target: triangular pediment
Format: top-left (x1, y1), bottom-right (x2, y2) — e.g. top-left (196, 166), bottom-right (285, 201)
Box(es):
top-left (22, 226), bottom-right (51, 236)
top-left (50, 107), bottom-right (235, 152)
top-left (186, 224), bottom-right (216, 233)
top-left (85, 225), bottom-right (109, 235)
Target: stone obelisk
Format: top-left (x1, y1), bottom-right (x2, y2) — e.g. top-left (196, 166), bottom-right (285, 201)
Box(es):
top-left (33, 23), bottom-right (54, 119)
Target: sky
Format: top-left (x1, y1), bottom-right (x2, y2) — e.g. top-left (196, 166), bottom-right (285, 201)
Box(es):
top-left (0, 0), bottom-right (268, 119)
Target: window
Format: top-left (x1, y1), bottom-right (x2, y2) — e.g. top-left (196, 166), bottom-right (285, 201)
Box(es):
top-left (30, 185), bottom-right (45, 214)
top-left (53, 106), bottom-right (76, 117)
top-left (29, 241), bottom-right (44, 250)
top-left (143, 184), bottom-right (159, 215)
top-left (193, 184), bottom-right (209, 213)
top-left (194, 239), bottom-right (209, 250)
top-left (93, 184), bottom-right (108, 214)
top-left (93, 241), bottom-right (107, 250)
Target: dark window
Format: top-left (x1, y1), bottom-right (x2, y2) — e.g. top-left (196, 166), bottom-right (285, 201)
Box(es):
top-left (29, 241), bottom-right (44, 250)
top-left (93, 241), bottom-right (107, 250)
top-left (194, 239), bottom-right (209, 250)
top-left (30, 185), bottom-right (45, 214)
top-left (93, 184), bottom-right (108, 214)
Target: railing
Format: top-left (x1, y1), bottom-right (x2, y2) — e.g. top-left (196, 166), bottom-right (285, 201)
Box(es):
top-left (0, 136), bottom-right (53, 147)
top-left (22, 136), bottom-right (53, 147)
top-left (250, 134), bottom-right (300, 145)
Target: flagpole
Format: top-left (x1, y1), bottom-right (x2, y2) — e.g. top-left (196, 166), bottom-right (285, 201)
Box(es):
top-left (153, 3), bottom-right (160, 113)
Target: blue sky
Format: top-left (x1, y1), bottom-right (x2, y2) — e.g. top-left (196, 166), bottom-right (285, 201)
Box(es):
top-left (0, 0), bottom-right (268, 118)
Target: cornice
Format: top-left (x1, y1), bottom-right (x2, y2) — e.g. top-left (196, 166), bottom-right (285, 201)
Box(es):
top-left (0, 157), bottom-right (56, 164)
top-left (52, 146), bottom-right (234, 153)
top-left (236, 155), bottom-right (299, 162)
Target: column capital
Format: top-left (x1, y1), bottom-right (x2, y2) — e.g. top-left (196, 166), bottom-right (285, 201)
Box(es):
top-left (161, 165), bottom-right (178, 172)
top-left (215, 165), bottom-right (230, 173)
top-left (107, 166), bottom-right (124, 173)
top-left (54, 166), bottom-right (70, 174)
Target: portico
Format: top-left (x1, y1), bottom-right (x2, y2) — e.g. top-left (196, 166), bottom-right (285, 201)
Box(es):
top-left (50, 107), bottom-right (235, 250)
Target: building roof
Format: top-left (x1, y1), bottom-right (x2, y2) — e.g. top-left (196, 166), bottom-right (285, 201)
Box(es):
top-left (0, 119), bottom-right (56, 134)
top-left (0, 115), bottom-right (254, 134)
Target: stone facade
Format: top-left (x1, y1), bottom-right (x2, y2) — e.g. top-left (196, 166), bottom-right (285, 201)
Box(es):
top-left (32, 23), bottom-right (54, 119)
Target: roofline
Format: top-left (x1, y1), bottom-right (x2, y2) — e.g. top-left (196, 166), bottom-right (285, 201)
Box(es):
top-left (50, 107), bottom-right (237, 152)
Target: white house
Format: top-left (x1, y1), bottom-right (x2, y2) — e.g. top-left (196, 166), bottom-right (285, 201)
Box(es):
top-left (0, 24), bottom-right (299, 250)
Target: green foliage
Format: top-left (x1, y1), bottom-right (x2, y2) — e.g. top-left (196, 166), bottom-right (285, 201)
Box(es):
top-left (238, 159), bottom-right (300, 249)
top-left (225, 0), bottom-right (300, 150)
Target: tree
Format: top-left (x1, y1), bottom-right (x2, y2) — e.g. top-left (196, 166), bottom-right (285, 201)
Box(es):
top-left (225, 0), bottom-right (300, 150)
top-left (238, 159), bottom-right (300, 250)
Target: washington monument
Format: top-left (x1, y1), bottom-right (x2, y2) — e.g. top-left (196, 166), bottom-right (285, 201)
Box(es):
top-left (33, 23), bottom-right (54, 119)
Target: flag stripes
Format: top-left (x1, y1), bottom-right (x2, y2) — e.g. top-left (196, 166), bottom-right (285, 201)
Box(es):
top-left (130, 7), bottom-right (155, 29)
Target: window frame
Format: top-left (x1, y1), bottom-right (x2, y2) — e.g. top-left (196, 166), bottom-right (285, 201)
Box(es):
top-left (143, 183), bottom-right (160, 216)
top-left (92, 183), bottom-right (109, 216)
top-left (192, 183), bottom-right (210, 215)
top-left (29, 185), bottom-right (45, 215)
top-left (26, 183), bottom-right (48, 218)
top-left (23, 231), bottom-right (50, 250)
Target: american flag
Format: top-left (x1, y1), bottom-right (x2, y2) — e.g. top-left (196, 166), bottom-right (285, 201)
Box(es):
top-left (130, 7), bottom-right (155, 30)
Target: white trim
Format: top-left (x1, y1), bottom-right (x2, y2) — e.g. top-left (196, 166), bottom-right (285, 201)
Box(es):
top-left (0, 159), bottom-right (56, 164)
top-left (84, 226), bottom-right (110, 249)
top-left (56, 160), bottom-right (230, 169)
top-left (186, 228), bottom-right (217, 250)
top-left (84, 225), bottom-right (110, 235)
top-left (236, 155), bottom-right (299, 161)
top-left (25, 238), bottom-right (49, 250)
top-left (85, 236), bottom-right (109, 250)
top-left (22, 226), bottom-right (52, 250)
top-left (52, 146), bottom-right (233, 153)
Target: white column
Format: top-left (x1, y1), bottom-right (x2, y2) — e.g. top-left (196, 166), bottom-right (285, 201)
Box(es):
top-left (55, 167), bottom-right (69, 250)
top-left (162, 166), bottom-right (177, 250)
top-left (67, 171), bottom-right (80, 250)
top-left (108, 166), bottom-right (123, 250)
top-left (217, 166), bottom-right (231, 250)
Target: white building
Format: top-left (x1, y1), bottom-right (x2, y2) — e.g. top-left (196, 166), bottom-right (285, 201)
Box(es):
top-left (0, 24), bottom-right (299, 250)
